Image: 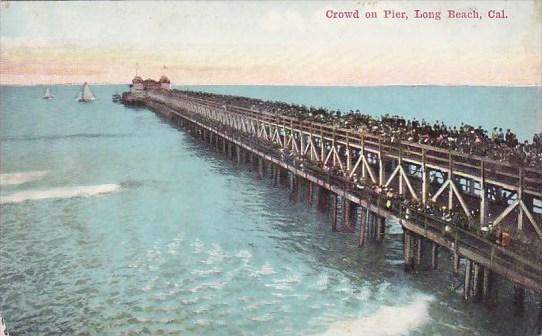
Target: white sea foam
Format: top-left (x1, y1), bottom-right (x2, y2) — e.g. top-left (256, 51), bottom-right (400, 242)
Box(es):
top-left (353, 286), bottom-right (371, 301)
top-left (166, 237), bottom-right (183, 255)
top-left (268, 272), bottom-right (302, 290)
top-left (190, 268), bottom-right (222, 276)
top-left (191, 239), bottom-right (204, 254)
top-left (0, 184), bottom-right (121, 204)
top-left (316, 273), bottom-right (329, 290)
top-left (0, 170), bottom-right (48, 185)
top-left (255, 262), bottom-right (275, 275)
top-left (250, 314), bottom-right (273, 322)
top-left (202, 244), bottom-right (225, 265)
top-left (321, 295), bottom-right (434, 336)
top-left (265, 282), bottom-right (294, 291)
top-left (189, 280), bottom-right (226, 292)
top-left (236, 250), bottom-right (252, 259)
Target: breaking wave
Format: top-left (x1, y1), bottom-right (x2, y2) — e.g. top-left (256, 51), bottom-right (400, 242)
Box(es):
top-left (0, 171), bottom-right (48, 186)
top-left (0, 184), bottom-right (121, 204)
top-left (321, 295), bottom-right (434, 336)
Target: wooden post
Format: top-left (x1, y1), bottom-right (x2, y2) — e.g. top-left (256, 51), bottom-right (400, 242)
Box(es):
top-left (343, 198), bottom-right (353, 232)
top-left (258, 157), bottom-right (264, 179)
top-left (346, 135), bottom-right (352, 174)
top-left (537, 297), bottom-right (542, 336)
top-left (249, 152), bottom-right (254, 169)
top-left (453, 251), bottom-right (461, 276)
top-left (464, 259), bottom-right (473, 301)
top-left (360, 135), bottom-right (367, 182)
top-left (415, 236), bottom-right (422, 269)
top-left (448, 152), bottom-right (454, 210)
top-left (368, 212), bottom-right (374, 240)
top-left (320, 126), bottom-right (325, 163)
top-left (323, 188), bottom-right (329, 211)
top-left (331, 128), bottom-right (337, 167)
top-left (372, 212), bottom-right (378, 241)
top-left (482, 267), bottom-right (493, 307)
top-left (377, 216), bottom-right (385, 242)
top-left (431, 243), bottom-right (438, 270)
top-left (317, 186), bottom-right (323, 210)
top-left (422, 149), bottom-right (428, 204)
top-left (472, 263), bottom-right (482, 302)
top-left (307, 181), bottom-right (313, 206)
top-left (318, 187), bottom-right (328, 212)
top-left (358, 207), bottom-right (366, 247)
top-left (288, 172), bottom-right (295, 201)
top-left (308, 129), bottom-right (314, 161)
top-left (398, 158), bottom-right (404, 196)
top-left (364, 208), bottom-right (370, 242)
top-left (295, 176), bottom-right (299, 199)
top-left (513, 284), bottom-right (525, 315)
top-left (378, 138), bottom-right (384, 186)
top-left (331, 193), bottom-right (338, 231)
top-left (518, 168), bottom-right (524, 232)
top-left (480, 160), bottom-right (486, 225)
top-left (404, 230), bottom-right (414, 271)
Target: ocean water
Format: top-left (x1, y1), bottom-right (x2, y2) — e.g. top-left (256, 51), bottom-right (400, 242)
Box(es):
top-left (0, 85), bottom-right (540, 335)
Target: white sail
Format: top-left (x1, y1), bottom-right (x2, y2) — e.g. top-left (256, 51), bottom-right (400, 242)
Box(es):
top-left (42, 87), bottom-right (54, 99)
top-left (78, 82), bottom-right (96, 101)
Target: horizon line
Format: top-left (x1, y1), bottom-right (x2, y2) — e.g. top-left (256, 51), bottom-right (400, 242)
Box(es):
top-left (1, 83), bottom-right (541, 88)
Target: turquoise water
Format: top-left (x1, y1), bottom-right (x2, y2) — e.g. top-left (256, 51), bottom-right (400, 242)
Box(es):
top-left (0, 85), bottom-right (540, 335)
top-left (177, 85), bottom-right (542, 141)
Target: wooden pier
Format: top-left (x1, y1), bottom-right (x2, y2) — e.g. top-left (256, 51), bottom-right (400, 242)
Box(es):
top-left (124, 89), bottom-right (542, 333)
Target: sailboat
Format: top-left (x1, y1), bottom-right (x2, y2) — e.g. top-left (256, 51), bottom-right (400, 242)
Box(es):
top-left (76, 82), bottom-right (96, 102)
top-left (42, 87), bottom-right (54, 99)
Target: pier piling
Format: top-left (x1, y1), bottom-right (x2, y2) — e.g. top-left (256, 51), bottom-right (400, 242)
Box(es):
top-left (307, 181), bottom-right (313, 206)
top-left (453, 251), bottom-right (461, 276)
top-left (514, 284), bottom-right (525, 315)
top-left (331, 193), bottom-right (338, 232)
top-left (472, 263), bottom-right (483, 302)
top-left (431, 243), bottom-right (439, 270)
top-left (482, 267), bottom-right (493, 307)
top-left (343, 199), bottom-right (353, 232)
top-left (258, 157), bottom-right (264, 179)
top-left (356, 206), bottom-right (367, 247)
top-left (404, 230), bottom-right (415, 271)
top-left (465, 259), bottom-right (473, 301)
top-left (537, 297), bottom-right (542, 335)
top-left (380, 217), bottom-right (386, 241)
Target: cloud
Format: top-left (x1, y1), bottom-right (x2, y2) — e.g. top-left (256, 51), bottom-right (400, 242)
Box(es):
top-left (260, 9), bottom-right (305, 33)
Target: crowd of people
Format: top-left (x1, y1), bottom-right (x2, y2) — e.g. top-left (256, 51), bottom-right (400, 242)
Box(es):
top-left (174, 89), bottom-right (542, 169)
top-left (267, 140), bottom-right (510, 246)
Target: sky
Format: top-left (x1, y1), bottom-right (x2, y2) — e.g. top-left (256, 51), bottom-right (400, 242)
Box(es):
top-left (0, 1), bottom-right (541, 86)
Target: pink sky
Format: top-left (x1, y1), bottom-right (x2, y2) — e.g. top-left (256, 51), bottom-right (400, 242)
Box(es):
top-left (1, 1), bottom-right (541, 86)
